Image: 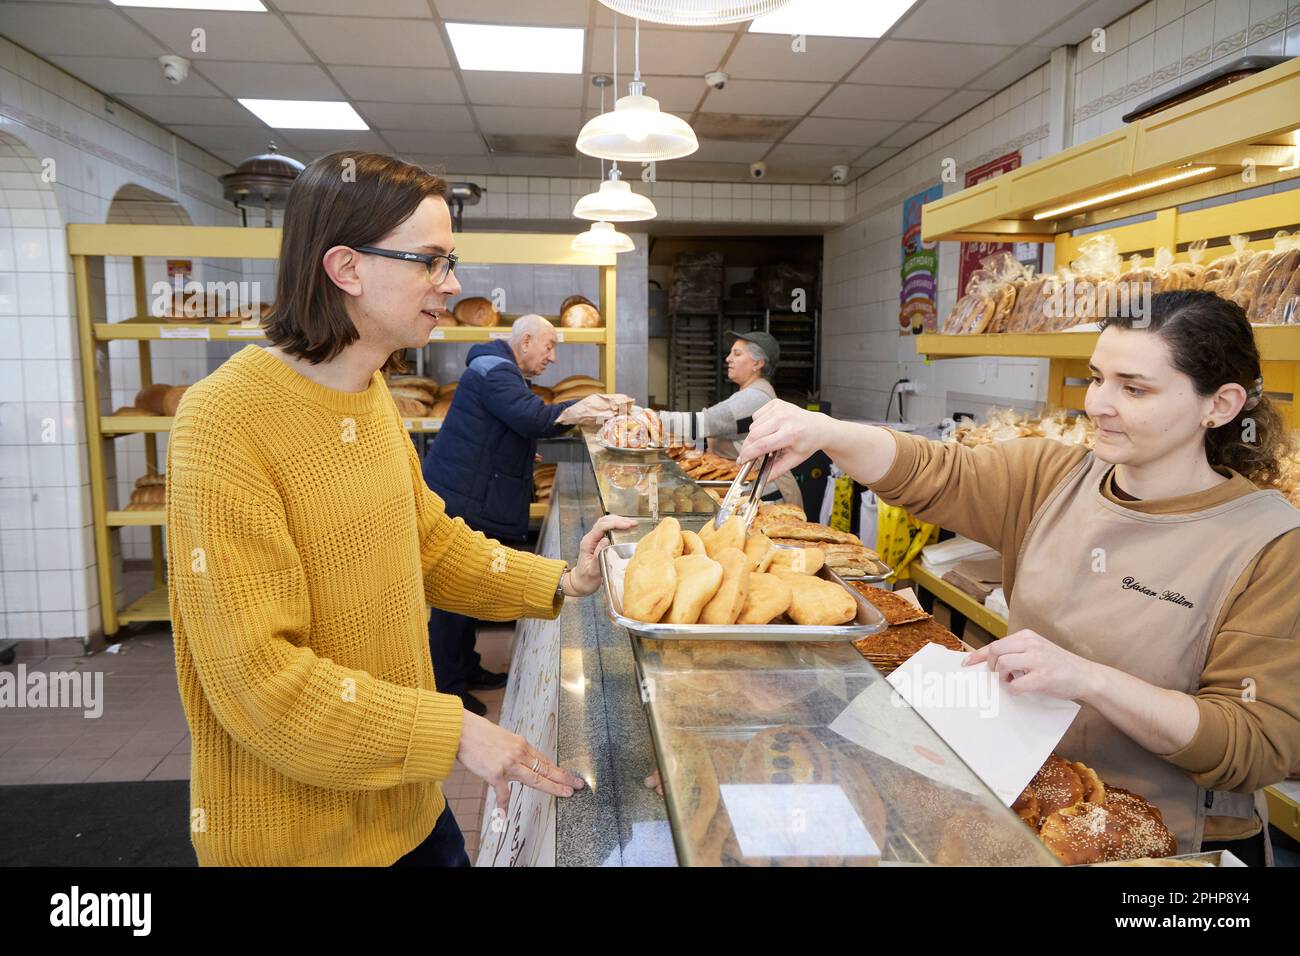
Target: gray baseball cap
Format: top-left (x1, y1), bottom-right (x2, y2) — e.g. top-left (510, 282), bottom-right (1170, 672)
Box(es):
top-left (725, 329), bottom-right (780, 365)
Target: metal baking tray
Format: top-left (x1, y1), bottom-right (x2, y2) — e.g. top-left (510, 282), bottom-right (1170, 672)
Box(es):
top-left (600, 542), bottom-right (888, 642)
top-left (826, 561), bottom-right (893, 587)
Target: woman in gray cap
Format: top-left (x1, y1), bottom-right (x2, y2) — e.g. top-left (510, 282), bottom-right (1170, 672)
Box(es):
top-left (657, 330), bottom-right (802, 506)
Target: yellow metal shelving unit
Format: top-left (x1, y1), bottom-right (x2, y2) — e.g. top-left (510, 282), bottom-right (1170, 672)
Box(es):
top-left (70, 224), bottom-right (615, 636)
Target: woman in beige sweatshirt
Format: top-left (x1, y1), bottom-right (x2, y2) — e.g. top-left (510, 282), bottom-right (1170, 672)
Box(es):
top-left (740, 290), bottom-right (1299, 863)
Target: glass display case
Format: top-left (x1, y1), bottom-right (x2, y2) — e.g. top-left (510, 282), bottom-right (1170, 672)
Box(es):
top-left (584, 431), bottom-right (717, 518)
top-left (633, 635), bottom-right (1058, 866)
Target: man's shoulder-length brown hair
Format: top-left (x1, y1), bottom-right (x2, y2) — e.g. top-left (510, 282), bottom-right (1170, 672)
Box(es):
top-left (264, 151), bottom-right (448, 374)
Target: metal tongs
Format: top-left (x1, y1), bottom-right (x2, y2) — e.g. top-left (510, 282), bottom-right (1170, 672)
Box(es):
top-left (713, 453), bottom-right (775, 532)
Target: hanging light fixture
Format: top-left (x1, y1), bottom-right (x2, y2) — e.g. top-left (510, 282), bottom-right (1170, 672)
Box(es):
top-left (572, 221), bottom-right (636, 254)
top-left (576, 17), bottom-right (698, 162)
top-left (574, 75), bottom-right (657, 221)
top-left (596, 0), bottom-right (792, 26)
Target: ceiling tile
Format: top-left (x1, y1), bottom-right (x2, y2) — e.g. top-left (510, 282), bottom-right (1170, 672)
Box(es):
top-left (196, 61), bottom-right (340, 99)
top-left (49, 55), bottom-right (222, 97)
top-left (462, 72), bottom-right (583, 108)
top-left (435, 0), bottom-right (590, 26)
top-left (277, 0), bottom-right (432, 15)
top-left (407, 155), bottom-right (497, 174)
top-left (586, 75), bottom-right (705, 114)
top-left (854, 146), bottom-right (902, 169)
top-left (723, 34), bottom-right (872, 82)
top-left (690, 139), bottom-right (774, 163)
top-left (117, 9), bottom-right (314, 63)
top-left (691, 113), bottom-right (797, 141)
top-left (698, 79), bottom-right (831, 115)
top-left (383, 130), bottom-right (487, 155)
top-left (916, 88), bottom-right (993, 125)
top-left (280, 129), bottom-right (389, 153)
top-left (785, 116), bottom-right (900, 147)
top-left (0, 2), bottom-right (163, 58)
top-left (330, 67), bottom-right (463, 104)
top-left (813, 84), bottom-right (950, 121)
top-left (356, 102), bottom-right (476, 131)
top-left (491, 156), bottom-right (588, 176)
top-left (474, 106), bottom-right (581, 136)
top-left (880, 121), bottom-right (941, 148)
top-left (117, 95), bottom-right (252, 127)
top-left (1035, 0), bottom-right (1146, 48)
top-left (590, 27), bottom-right (735, 76)
top-left (892, 0), bottom-right (1078, 45)
top-left (966, 46), bottom-right (1054, 92)
top-left (286, 15), bottom-right (451, 68)
top-left (848, 40), bottom-right (1014, 88)
top-left (641, 160), bottom-right (756, 182)
top-left (169, 124), bottom-right (279, 155)
top-left (766, 142), bottom-right (869, 165)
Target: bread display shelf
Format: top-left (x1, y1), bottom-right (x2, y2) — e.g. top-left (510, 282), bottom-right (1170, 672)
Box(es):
top-left (94, 317), bottom-right (269, 341)
top-left (107, 510), bottom-right (163, 527)
top-left (919, 325), bottom-right (1300, 361)
top-left (101, 414), bottom-right (442, 435)
top-left (118, 586), bottom-right (170, 625)
top-left (427, 320), bottom-right (606, 345)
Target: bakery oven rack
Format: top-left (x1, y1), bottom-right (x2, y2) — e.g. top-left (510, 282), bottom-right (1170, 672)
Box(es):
top-left (69, 225), bottom-right (614, 637)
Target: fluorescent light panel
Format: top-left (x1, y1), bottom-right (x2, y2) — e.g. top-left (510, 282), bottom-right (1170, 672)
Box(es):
top-left (238, 99), bottom-right (368, 130)
top-left (1033, 166), bottom-right (1217, 221)
top-left (749, 0), bottom-right (917, 38)
top-left (110, 0), bottom-right (267, 10)
top-left (445, 22), bottom-right (584, 74)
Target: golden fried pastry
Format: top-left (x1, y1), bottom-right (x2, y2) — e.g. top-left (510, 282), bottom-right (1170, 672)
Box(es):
top-left (767, 546), bottom-right (824, 575)
top-left (623, 549), bottom-right (676, 623)
top-left (736, 572), bottom-right (792, 625)
top-left (702, 515), bottom-right (746, 558)
top-left (664, 554), bottom-right (724, 625)
top-left (699, 547), bottom-right (750, 626)
top-left (639, 516), bottom-right (683, 557)
top-left (664, 733), bottom-right (720, 845)
top-left (1038, 787), bottom-right (1177, 865)
top-left (1074, 761), bottom-right (1106, 806)
top-left (1027, 753), bottom-right (1085, 819)
top-left (1012, 785), bottom-right (1040, 831)
top-left (743, 531), bottom-right (775, 572)
top-left (680, 529), bottom-right (706, 556)
top-left (775, 572), bottom-right (856, 626)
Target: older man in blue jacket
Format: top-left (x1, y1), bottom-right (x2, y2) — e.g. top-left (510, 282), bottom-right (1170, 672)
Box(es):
top-left (422, 313), bottom-right (624, 713)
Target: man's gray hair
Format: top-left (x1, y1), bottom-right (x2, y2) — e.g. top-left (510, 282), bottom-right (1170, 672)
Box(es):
top-left (744, 340), bottom-right (773, 379)
top-left (510, 312), bottom-right (553, 348)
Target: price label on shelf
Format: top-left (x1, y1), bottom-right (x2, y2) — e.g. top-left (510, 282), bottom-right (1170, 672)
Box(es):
top-left (489, 330), bottom-right (510, 340)
top-left (160, 326), bottom-right (209, 340)
top-left (226, 328), bottom-right (264, 338)
top-left (429, 329), bottom-right (445, 340)
top-left (403, 419), bottom-right (415, 429)
top-left (556, 331), bottom-right (565, 343)
top-left (421, 419), bottom-right (439, 430)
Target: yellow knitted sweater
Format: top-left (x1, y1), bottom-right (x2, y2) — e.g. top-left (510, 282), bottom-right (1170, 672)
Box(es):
top-left (165, 345), bottom-right (564, 866)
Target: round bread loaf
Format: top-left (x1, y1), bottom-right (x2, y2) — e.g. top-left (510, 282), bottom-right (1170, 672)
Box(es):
top-left (161, 385), bottom-right (189, 417)
top-left (453, 296), bottom-right (499, 327)
top-left (560, 294), bottom-right (594, 313)
top-left (559, 302), bottom-right (601, 328)
top-left (134, 384), bottom-right (173, 416)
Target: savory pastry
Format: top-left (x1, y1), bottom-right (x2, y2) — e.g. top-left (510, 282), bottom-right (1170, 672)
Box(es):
top-left (1026, 753), bottom-right (1085, 819)
top-left (623, 549), bottom-right (677, 623)
top-left (775, 572), bottom-right (856, 626)
top-left (1012, 785), bottom-right (1041, 831)
top-left (849, 584), bottom-right (930, 625)
top-left (736, 572), bottom-right (792, 625)
top-left (738, 725), bottom-right (835, 787)
top-left (699, 547), bottom-right (750, 626)
top-left (1074, 761), bottom-right (1107, 807)
top-left (701, 515), bottom-right (746, 558)
top-left (1037, 787), bottom-right (1177, 865)
top-left (767, 545), bottom-right (824, 575)
top-left (664, 554), bottom-right (724, 625)
top-left (663, 733), bottom-right (721, 845)
top-left (638, 516), bottom-right (683, 557)
top-left (681, 529), bottom-right (706, 556)
top-left (743, 531), bottom-right (775, 572)
top-left (759, 519), bottom-right (860, 546)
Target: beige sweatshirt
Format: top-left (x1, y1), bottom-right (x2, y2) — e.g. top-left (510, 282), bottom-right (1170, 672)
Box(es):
top-left (872, 430), bottom-right (1300, 842)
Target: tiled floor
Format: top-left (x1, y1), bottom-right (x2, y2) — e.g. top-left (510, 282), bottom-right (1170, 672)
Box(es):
top-left (0, 619), bottom-right (516, 866)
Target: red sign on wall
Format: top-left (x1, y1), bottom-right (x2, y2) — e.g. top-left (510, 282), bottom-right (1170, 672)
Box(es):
top-left (957, 152), bottom-right (1021, 295)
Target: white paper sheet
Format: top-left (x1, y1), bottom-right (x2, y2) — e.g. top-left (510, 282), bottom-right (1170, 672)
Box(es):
top-left (719, 784), bottom-right (880, 859)
top-left (884, 643), bottom-right (1080, 806)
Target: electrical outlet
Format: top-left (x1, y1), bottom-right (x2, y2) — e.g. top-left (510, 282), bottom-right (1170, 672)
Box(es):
top-left (897, 380), bottom-right (918, 395)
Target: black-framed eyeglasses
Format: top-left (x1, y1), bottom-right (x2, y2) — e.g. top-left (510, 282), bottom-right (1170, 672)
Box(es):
top-left (353, 245), bottom-right (458, 284)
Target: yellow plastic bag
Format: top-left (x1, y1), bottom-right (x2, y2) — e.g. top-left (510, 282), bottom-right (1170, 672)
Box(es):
top-left (875, 503), bottom-right (939, 584)
top-left (829, 473), bottom-right (855, 533)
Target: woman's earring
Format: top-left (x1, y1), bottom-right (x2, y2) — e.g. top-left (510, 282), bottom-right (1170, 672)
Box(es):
top-left (1203, 418), bottom-right (1216, 428)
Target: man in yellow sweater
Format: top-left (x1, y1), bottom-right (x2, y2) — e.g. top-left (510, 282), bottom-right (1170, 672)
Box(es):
top-left (165, 151), bottom-right (632, 866)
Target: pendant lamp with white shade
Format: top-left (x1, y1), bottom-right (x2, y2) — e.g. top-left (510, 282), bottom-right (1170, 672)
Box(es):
top-left (596, 0), bottom-right (792, 26)
top-left (576, 18), bottom-right (698, 162)
top-left (574, 167), bottom-right (657, 221)
top-left (571, 221), bottom-right (636, 254)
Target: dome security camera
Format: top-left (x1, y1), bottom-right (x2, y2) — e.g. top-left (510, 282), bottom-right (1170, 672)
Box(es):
top-left (830, 164), bottom-right (849, 184)
top-left (159, 55), bottom-right (191, 85)
top-left (704, 71), bottom-right (729, 91)
top-left (749, 161), bottom-right (767, 181)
